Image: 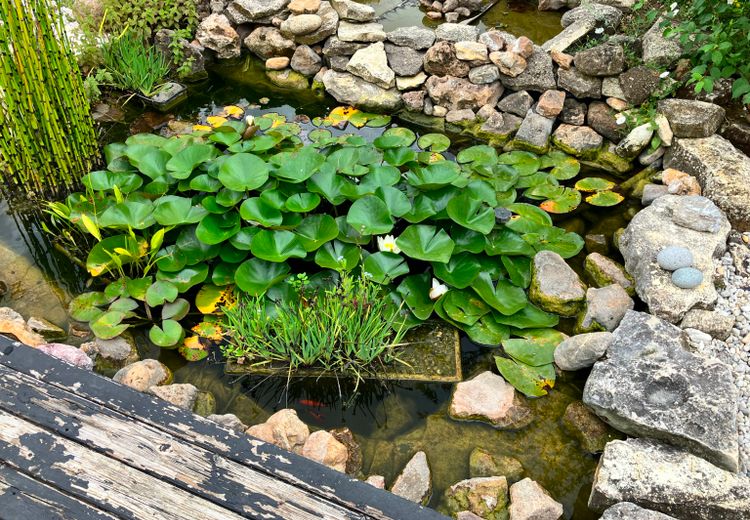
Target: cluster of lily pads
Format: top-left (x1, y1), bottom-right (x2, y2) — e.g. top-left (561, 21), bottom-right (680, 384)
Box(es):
top-left (52, 107), bottom-right (619, 395)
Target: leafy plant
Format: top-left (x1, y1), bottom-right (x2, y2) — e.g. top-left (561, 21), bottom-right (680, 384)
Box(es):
top-left (0, 0), bottom-right (100, 194)
top-left (101, 29), bottom-right (170, 96)
top-left (52, 113), bottom-right (588, 387)
top-left (101, 0), bottom-right (198, 39)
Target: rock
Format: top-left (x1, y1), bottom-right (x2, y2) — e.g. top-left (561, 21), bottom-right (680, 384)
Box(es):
top-left (288, 0), bottom-right (321, 13)
top-left (337, 20), bottom-right (385, 42)
top-left (657, 99), bottom-right (725, 138)
top-left (557, 67), bottom-right (602, 99)
top-left (281, 13), bottom-right (323, 37)
top-left (662, 168), bottom-right (701, 196)
top-left (561, 3), bottom-right (622, 29)
top-left (26, 317), bottom-right (66, 341)
top-left (552, 124), bottom-right (603, 158)
top-left (480, 112), bottom-right (523, 140)
top-left (383, 43), bottom-right (424, 77)
top-left (229, 0), bottom-right (289, 22)
top-left (654, 113), bottom-right (673, 146)
top-left (37, 343), bottom-right (93, 370)
top-left (292, 1), bottom-right (339, 44)
top-left (550, 49), bottom-right (574, 69)
top-left (671, 267), bottom-right (703, 289)
top-left (497, 90), bottom-right (534, 117)
top-left (554, 331), bottom-right (613, 371)
top-left (600, 503), bottom-right (678, 520)
top-left (391, 451), bottom-right (432, 505)
top-left (425, 75), bottom-right (503, 111)
top-left (619, 66), bottom-right (660, 105)
top-left (435, 22), bottom-right (478, 43)
top-left (322, 70), bottom-right (402, 111)
top-left (346, 42), bottom-right (394, 88)
top-left (290, 44), bottom-right (322, 76)
top-left (424, 41), bottom-right (470, 77)
top-left (154, 29), bottom-right (206, 81)
top-left (619, 195), bottom-right (730, 322)
top-left (446, 108), bottom-right (475, 123)
top-left (322, 35), bottom-right (365, 57)
top-left (535, 89), bottom-right (565, 118)
top-left (615, 123), bottom-right (654, 159)
top-left (490, 51), bottom-right (527, 78)
top-left (267, 68), bottom-right (310, 89)
top-left (397, 73), bottom-right (427, 91)
top-left (585, 233), bottom-right (609, 255)
top-left (574, 43), bottom-right (625, 76)
top-left (301, 430), bottom-right (348, 472)
top-left (562, 400), bottom-right (621, 453)
top-left (577, 284), bottom-right (634, 332)
top-left (514, 110), bottom-right (554, 153)
top-left (512, 36), bottom-right (534, 59)
top-left (449, 371), bottom-right (533, 429)
top-left (246, 408), bottom-right (310, 453)
top-left (589, 438), bottom-right (750, 519)
top-left (445, 477), bottom-right (509, 519)
top-left (587, 101), bottom-right (627, 142)
top-left (642, 183), bottom-right (669, 204)
top-left (508, 478), bottom-right (563, 520)
top-left (455, 41), bottom-right (488, 62)
top-left (479, 29), bottom-right (513, 52)
top-left (680, 309), bottom-right (734, 340)
top-left (584, 253), bottom-right (634, 294)
top-left (601, 76), bottom-right (626, 100)
top-left (433, 105), bottom-right (448, 117)
top-left (560, 98), bottom-right (587, 125)
top-left (365, 475), bottom-right (385, 488)
top-left (149, 383), bottom-right (199, 410)
top-left (530, 250), bottom-right (586, 316)
top-left (665, 134), bottom-right (750, 231)
top-left (498, 46), bottom-right (556, 92)
top-left (196, 14), bottom-right (240, 59)
top-left (583, 310), bottom-right (740, 471)
top-left (386, 26), bottom-right (435, 50)
top-left (642, 18), bottom-right (681, 67)
top-left (537, 0), bottom-right (569, 10)
top-left (469, 448), bottom-right (524, 482)
top-left (244, 27), bottom-right (296, 59)
top-left (81, 334), bottom-right (139, 375)
top-left (456, 512), bottom-right (484, 520)
top-left (113, 359), bottom-right (172, 392)
top-left (330, 427), bottom-right (362, 475)
top-left (542, 19), bottom-right (596, 54)
top-left (331, 0), bottom-right (375, 21)
top-left (207, 413), bottom-right (247, 433)
top-left (656, 245), bottom-right (693, 271)
top-left (469, 64), bottom-right (500, 84)
top-left (265, 56), bottom-right (290, 70)
top-left (638, 146), bottom-right (665, 166)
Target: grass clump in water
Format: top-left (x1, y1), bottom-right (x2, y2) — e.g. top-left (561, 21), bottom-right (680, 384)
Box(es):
top-left (101, 29), bottom-right (170, 96)
top-left (222, 271), bottom-right (409, 382)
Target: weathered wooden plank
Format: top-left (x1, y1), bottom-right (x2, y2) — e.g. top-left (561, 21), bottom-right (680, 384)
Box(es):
top-left (0, 339), bottom-right (448, 520)
top-left (0, 463), bottom-right (118, 520)
top-left (0, 366), bottom-right (362, 520)
top-left (0, 410), bottom-right (247, 520)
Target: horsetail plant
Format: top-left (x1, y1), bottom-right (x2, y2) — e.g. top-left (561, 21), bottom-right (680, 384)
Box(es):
top-left (0, 0), bottom-right (99, 195)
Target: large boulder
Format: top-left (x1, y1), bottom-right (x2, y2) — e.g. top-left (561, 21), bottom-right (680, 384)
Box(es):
top-left (0, 307), bottom-right (45, 346)
top-left (664, 135), bottom-right (750, 231)
top-left (587, 101), bottom-right (627, 143)
top-left (529, 250), bottom-right (587, 317)
top-left (445, 477), bottom-right (509, 519)
top-left (435, 22), bottom-right (479, 43)
top-left (600, 503), bottom-right (678, 520)
top-left (449, 371), bottom-right (533, 429)
top-left (618, 195), bottom-right (730, 322)
top-left (322, 70), bottom-right (402, 111)
top-left (583, 310), bottom-right (740, 471)
top-left (589, 438), bottom-right (750, 519)
top-left (498, 46), bottom-right (556, 92)
top-left (196, 14), bottom-right (240, 59)
top-left (425, 75), bottom-right (503, 111)
top-left (346, 42), bottom-right (395, 88)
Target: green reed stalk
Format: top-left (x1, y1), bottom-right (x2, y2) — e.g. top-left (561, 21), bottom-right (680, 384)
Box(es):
top-left (0, 0), bottom-right (99, 195)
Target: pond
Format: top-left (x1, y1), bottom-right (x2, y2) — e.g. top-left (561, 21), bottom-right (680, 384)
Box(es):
top-left (0, 4), bottom-right (642, 517)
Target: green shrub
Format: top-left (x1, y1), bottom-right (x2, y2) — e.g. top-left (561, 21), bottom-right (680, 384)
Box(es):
top-left (101, 0), bottom-right (199, 39)
top-left (101, 30), bottom-right (170, 96)
top-left (665, 0), bottom-right (750, 103)
top-left (56, 113), bottom-right (598, 392)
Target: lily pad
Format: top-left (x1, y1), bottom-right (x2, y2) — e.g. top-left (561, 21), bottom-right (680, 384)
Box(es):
top-left (575, 177), bottom-right (615, 192)
top-left (495, 356), bottom-right (556, 397)
top-left (314, 240), bottom-right (360, 270)
top-left (418, 133), bottom-right (451, 152)
top-left (362, 252), bottom-right (409, 284)
top-left (90, 310), bottom-right (129, 340)
top-left (250, 229), bottom-right (307, 262)
top-left (149, 319), bottom-right (184, 348)
top-left (346, 195), bottom-right (394, 235)
top-left (586, 191), bottom-right (625, 207)
top-left (396, 225), bottom-right (455, 263)
top-left (68, 292), bottom-right (109, 322)
top-left (234, 258), bottom-right (290, 295)
top-left (218, 153), bottom-right (270, 191)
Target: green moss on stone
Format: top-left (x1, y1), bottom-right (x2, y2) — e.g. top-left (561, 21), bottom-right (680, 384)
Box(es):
top-left (192, 390), bottom-right (216, 416)
top-left (266, 69), bottom-right (310, 90)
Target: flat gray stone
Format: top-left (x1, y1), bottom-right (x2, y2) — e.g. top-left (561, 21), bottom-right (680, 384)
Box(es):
top-left (434, 23), bottom-right (479, 42)
top-left (601, 503), bottom-right (677, 520)
top-left (680, 309), bottom-right (734, 340)
top-left (562, 3), bottom-right (622, 29)
top-left (337, 20), bottom-right (385, 42)
top-left (346, 42), bottom-right (394, 89)
top-left (574, 43), bottom-right (625, 76)
top-left (557, 67), bottom-right (602, 99)
top-left (577, 284), bottom-right (634, 332)
top-left (514, 110), bottom-right (554, 153)
top-left (391, 451), bottom-right (432, 505)
top-left (529, 250), bottom-right (586, 316)
top-left (589, 438), bottom-right (750, 519)
top-left (583, 310), bottom-right (740, 471)
top-left (642, 18), bottom-right (681, 67)
top-left (229, 0), bottom-right (289, 22)
top-left (469, 64), bottom-right (500, 84)
top-left (619, 195), bottom-right (730, 322)
top-left (542, 19), bottom-right (595, 53)
top-left (384, 43), bottom-right (424, 77)
top-left (331, 0), bottom-right (375, 21)
top-left (657, 99), bottom-right (725, 138)
top-left (498, 46), bottom-right (556, 92)
top-left (554, 331), bottom-right (613, 371)
top-left (386, 26), bottom-right (435, 50)
top-left (671, 195), bottom-right (726, 233)
top-left (497, 90), bottom-right (534, 117)
top-left (322, 70), bottom-right (401, 111)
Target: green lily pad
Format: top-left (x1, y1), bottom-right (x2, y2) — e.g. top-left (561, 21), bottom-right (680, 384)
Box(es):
top-left (294, 214), bottom-right (339, 252)
top-left (586, 191), bottom-right (625, 207)
top-left (195, 211), bottom-right (241, 245)
top-left (346, 195), bottom-right (394, 235)
top-left (90, 310), bottom-right (129, 340)
top-left (156, 264), bottom-right (209, 293)
top-left (285, 193), bottom-right (321, 212)
top-left (436, 289), bottom-right (490, 326)
top-left (239, 197), bottom-right (284, 227)
top-left (166, 143), bottom-right (218, 179)
top-left (234, 258), bottom-right (290, 295)
top-left (362, 252), bottom-right (409, 284)
top-left (503, 338), bottom-right (557, 367)
top-left (314, 240), bottom-right (360, 270)
top-left (406, 161), bottom-right (461, 190)
top-left (432, 253), bottom-right (482, 289)
top-left (464, 314), bottom-right (511, 345)
top-left (149, 319), bottom-right (184, 348)
top-left (250, 229), bottom-right (307, 262)
top-left (575, 177), bottom-right (616, 192)
top-left (178, 335), bottom-right (210, 361)
top-left (396, 225), bottom-right (455, 263)
top-left (145, 280), bottom-right (179, 307)
top-left (273, 147), bottom-right (326, 183)
top-left (446, 193), bottom-right (495, 234)
top-left (218, 153), bottom-right (270, 191)
top-left (418, 133), bottom-right (451, 152)
top-left (162, 298), bottom-right (190, 320)
top-left (68, 292), bottom-right (109, 322)
top-left (495, 356), bottom-right (556, 397)
top-left (396, 273), bottom-right (434, 320)
top-left (471, 272), bottom-right (527, 316)
top-left (152, 196), bottom-right (208, 226)
top-left (498, 151), bottom-right (541, 176)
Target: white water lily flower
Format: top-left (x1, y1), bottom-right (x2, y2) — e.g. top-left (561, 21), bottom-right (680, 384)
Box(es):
top-left (670, 2), bottom-right (677, 9)
top-left (245, 114), bottom-right (255, 126)
top-left (615, 115), bottom-right (627, 125)
top-left (429, 278), bottom-right (449, 300)
top-left (377, 235), bottom-right (401, 254)
top-left (672, 8), bottom-right (679, 15)
top-left (659, 71), bottom-right (670, 79)
top-left (594, 27), bottom-right (604, 34)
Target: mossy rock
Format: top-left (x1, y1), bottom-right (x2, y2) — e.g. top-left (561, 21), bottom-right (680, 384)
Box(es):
top-left (192, 390), bottom-right (217, 416)
top-left (266, 69), bottom-right (310, 90)
top-left (588, 146), bottom-right (633, 176)
top-left (574, 304), bottom-right (608, 334)
top-left (469, 448), bottom-right (524, 483)
top-left (584, 254), bottom-right (636, 296)
top-left (506, 137), bottom-right (549, 156)
top-left (561, 401), bottom-right (624, 453)
top-left (443, 476), bottom-right (509, 520)
top-left (398, 111), bottom-right (446, 132)
top-left (529, 252), bottom-right (587, 318)
top-left (551, 139), bottom-right (601, 161)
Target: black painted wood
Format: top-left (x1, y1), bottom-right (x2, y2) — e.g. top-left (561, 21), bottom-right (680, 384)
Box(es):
top-left (0, 338), bottom-right (448, 520)
top-left (0, 463), bottom-right (116, 520)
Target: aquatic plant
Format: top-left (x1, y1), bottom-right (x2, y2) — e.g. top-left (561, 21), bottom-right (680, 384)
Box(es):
top-left (101, 29), bottom-right (171, 97)
top-left (101, 0), bottom-right (199, 39)
top-left (57, 111), bottom-right (593, 392)
top-left (0, 0), bottom-right (99, 194)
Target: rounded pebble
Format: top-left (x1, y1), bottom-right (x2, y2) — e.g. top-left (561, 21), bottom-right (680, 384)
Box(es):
top-left (657, 246), bottom-right (694, 271)
top-left (672, 267), bottom-right (703, 289)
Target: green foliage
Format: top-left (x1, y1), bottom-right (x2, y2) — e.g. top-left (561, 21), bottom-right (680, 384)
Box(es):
top-left (665, 0), bottom-right (750, 104)
top-left (222, 272), bottom-right (408, 383)
top-left (101, 0), bottom-right (198, 39)
top-left (53, 113), bottom-right (587, 378)
top-left (0, 0), bottom-right (99, 194)
top-left (101, 29), bottom-right (170, 96)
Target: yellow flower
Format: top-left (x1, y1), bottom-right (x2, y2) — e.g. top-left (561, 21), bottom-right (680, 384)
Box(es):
top-left (376, 234), bottom-right (401, 254)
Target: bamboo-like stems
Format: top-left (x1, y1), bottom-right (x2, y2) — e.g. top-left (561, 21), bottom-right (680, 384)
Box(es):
top-left (0, 0), bottom-right (100, 196)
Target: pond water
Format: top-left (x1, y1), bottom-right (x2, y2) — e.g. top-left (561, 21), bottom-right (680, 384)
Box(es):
top-left (0, 6), bottom-right (642, 516)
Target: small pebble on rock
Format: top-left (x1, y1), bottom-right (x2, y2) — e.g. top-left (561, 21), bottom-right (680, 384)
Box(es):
top-left (672, 267), bottom-right (703, 289)
top-left (656, 246), bottom-right (694, 271)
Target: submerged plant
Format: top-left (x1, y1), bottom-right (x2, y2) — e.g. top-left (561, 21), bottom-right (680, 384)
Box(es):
top-left (101, 29), bottom-right (170, 96)
top-left (0, 0), bottom-right (99, 194)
